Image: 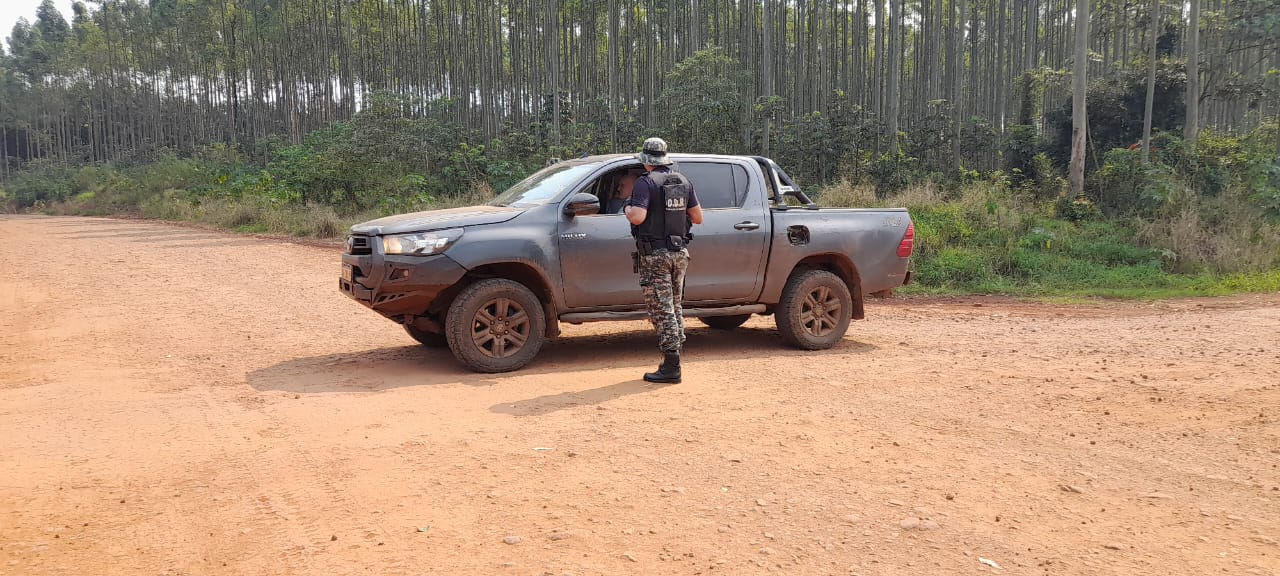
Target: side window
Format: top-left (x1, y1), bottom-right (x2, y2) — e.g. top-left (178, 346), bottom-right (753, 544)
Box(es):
top-left (730, 164), bottom-right (750, 206)
top-left (581, 165), bottom-right (643, 216)
top-left (678, 162), bottom-right (746, 209)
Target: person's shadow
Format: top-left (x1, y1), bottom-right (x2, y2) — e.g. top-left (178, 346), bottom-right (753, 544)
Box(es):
top-left (489, 380), bottom-right (659, 416)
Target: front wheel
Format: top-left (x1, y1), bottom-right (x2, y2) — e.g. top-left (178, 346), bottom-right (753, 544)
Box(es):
top-left (775, 269), bottom-right (853, 350)
top-left (445, 279), bottom-right (547, 373)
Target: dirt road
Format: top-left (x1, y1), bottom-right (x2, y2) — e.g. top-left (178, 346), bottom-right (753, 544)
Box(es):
top-left (1, 215), bottom-right (1277, 576)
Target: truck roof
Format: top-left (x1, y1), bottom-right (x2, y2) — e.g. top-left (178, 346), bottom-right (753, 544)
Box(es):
top-left (567, 153), bottom-right (762, 165)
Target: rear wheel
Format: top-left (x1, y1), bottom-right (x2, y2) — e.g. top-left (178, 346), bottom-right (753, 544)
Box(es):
top-left (445, 279), bottom-right (546, 373)
top-left (404, 324), bottom-right (448, 348)
top-left (775, 269), bottom-right (853, 350)
top-left (699, 314), bottom-right (751, 330)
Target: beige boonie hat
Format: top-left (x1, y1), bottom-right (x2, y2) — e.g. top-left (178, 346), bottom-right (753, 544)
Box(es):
top-left (638, 137), bottom-right (674, 166)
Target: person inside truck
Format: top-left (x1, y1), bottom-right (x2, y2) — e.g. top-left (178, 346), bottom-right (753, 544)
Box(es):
top-left (606, 170), bottom-right (640, 214)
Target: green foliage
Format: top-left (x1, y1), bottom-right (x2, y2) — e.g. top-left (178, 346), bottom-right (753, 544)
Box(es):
top-left (1003, 125), bottom-right (1038, 180)
top-left (903, 100), bottom-right (956, 173)
top-left (769, 91), bottom-right (886, 187)
top-left (910, 204), bottom-right (977, 256)
top-left (1239, 122), bottom-right (1280, 216)
top-left (1083, 124), bottom-right (1280, 222)
top-left (658, 47), bottom-right (745, 155)
top-left (1246, 158), bottom-right (1280, 217)
top-left (1002, 126), bottom-right (1066, 198)
top-left (916, 247), bottom-right (996, 287)
top-left (2, 160), bottom-right (76, 206)
top-left (774, 111), bottom-right (835, 185)
top-left (1091, 147), bottom-right (1179, 215)
top-left (867, 152), bottom-right (922, 194)
top-left (1056, 195), bottom-right (1103, 222)
top-left (955, 116), bottom-right (999, 170)
top-left (901, 200), bottom-right (1279, 297)
top-left (816, 175), bottom-right (1280, 297)
top-left (1047, 59), bottom-right (1188, 166)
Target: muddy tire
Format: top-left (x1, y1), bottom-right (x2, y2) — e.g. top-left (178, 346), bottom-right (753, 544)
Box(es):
top-left (775, 269), bottom-right (852, 350)
top-left (445, 279), bottom-right (546, 373)
top-left (699, 314), bottom-right (751, 330)
top-left (404, 324), bottom-right (448, 347)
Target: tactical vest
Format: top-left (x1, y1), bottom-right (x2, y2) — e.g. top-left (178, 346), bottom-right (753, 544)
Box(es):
top-left (634, 171), bottom-right (691, 251)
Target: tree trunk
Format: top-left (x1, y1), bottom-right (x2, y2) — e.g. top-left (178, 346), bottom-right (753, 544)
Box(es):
top-left (761, 0), bottom-right (773, 157)
top-left (609, 0), bottom-right (619, 151)
top-left (886, 0), bottom-right (901, 154)
top-left (873, 0), bottom-right (885, 134)
top-left (953, 0), bottom-right (966, 168)
top-left (1141, 0), bottom-right (1158, 162)
top-left (547, 0), bottom-right (561, 147)
top-left (1069, 0), bottom-right (1089, 198)
top-left (1184, 0), bottom-right (1200, 147)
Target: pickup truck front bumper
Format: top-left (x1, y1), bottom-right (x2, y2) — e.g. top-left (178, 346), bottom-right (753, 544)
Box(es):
top-left (339, 249), bottom-right (468, 323)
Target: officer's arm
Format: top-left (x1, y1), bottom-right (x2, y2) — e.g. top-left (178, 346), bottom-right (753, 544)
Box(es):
top-left (624, 204), bottom-right (647, 225)
top-left (687, 205), bottom-right (704, 225)
top-left (625, 179), bottom-right (650, 225)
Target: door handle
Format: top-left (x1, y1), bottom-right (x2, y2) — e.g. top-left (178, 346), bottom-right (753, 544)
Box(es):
top-left (734, 221), bottom-right (761, 231)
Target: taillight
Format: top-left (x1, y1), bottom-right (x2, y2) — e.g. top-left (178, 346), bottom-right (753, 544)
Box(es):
top-left (897, 222), bottom-right (915, 258)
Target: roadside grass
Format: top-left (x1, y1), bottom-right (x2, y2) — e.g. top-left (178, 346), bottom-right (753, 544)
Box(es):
top-left (819, 180), bottom-right (1280, 299)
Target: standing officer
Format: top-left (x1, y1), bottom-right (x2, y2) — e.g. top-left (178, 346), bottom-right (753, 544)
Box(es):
top-left (624, 138), bottom-right (704, 384)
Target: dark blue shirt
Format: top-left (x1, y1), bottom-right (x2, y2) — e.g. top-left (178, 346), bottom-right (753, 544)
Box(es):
top-left (628, 166), bottom-right (700, 211)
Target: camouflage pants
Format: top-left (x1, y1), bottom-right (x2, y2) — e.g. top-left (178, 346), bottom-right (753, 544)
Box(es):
top-left (638, 248), bottom-right (690, 353)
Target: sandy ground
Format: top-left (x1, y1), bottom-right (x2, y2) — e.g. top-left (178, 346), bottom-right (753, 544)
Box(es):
top-left (1, 215), bottom-right (1277, 576)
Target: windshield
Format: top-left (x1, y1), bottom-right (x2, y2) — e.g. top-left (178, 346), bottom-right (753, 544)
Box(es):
top-left (489, 163), bottom-right (600, 208)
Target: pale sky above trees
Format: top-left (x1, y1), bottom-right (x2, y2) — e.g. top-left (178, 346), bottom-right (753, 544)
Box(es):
top-left (2, 0), bottom-right (75, 52)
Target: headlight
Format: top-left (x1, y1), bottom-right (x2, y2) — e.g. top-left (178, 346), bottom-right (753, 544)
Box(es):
top-left (382, 229), bottom-right (464, 256)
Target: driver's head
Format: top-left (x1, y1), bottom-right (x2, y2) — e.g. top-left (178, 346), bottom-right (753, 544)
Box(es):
top-left (617, 171), bottom-right (639, 198)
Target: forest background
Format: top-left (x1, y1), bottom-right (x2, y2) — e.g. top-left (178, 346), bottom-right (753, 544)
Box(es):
top-left (2, 0), bottom-right (1279, 297)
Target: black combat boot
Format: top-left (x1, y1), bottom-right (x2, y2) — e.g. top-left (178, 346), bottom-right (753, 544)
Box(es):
top-left (643, 352), bottom-right (682, 384)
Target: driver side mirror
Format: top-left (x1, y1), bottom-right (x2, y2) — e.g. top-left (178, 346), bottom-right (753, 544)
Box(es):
top-left (563, 192), bottom-right (601, 217)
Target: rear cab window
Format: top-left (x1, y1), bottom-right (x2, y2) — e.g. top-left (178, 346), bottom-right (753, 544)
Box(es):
top-left (676, 161), bottom-right (751, 209)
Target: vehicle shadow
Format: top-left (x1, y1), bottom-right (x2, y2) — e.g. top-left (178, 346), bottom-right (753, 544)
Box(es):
top-left (245, 325), bottom-right (877, 394)
top-left (246, 345), bottom-right (481, 393)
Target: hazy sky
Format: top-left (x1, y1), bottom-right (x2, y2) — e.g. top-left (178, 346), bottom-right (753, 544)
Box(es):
top-left (2, 0), bottom-right (76, 52)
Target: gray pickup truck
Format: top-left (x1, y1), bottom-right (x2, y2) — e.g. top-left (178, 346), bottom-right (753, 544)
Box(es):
top-left (339, 154), bottom-right (913, 372)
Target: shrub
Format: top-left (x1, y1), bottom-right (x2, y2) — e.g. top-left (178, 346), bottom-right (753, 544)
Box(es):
top-left (815, 180), bottom-right (878, 207)
top-left (868, 152), bottom-right (922, 195)
top-left (1056, 195), bottom-right (1102, 222)
top-left (5, 160), bottom-right (76, 206)
top-left (916, 246), bottom-right (995, 287)
top-left (1092, 147), bottom-right (1183, 216)
top-left (909, 204), bottom-right (978, 260)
